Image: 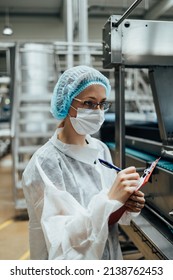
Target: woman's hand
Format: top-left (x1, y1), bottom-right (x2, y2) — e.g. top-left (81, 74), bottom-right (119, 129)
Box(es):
top-left (108, 166), bottom-right (140, 204)
top-left (125, 190), bottom-right (145, 212)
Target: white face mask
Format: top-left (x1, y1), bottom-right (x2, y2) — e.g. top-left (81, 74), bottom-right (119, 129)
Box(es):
top-left (69, 108), bottom-right (105, 135)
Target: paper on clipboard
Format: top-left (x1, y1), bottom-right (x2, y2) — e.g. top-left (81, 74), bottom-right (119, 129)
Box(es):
top-left (136, 157), bottom-right (161, 191)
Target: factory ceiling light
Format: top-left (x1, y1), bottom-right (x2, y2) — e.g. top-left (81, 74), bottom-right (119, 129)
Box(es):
top-left (2, 8), bottom-right (13, 36)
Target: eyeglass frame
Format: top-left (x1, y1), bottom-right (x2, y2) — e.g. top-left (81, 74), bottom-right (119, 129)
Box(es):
top-left (73, 98), bottom-right (112, 111)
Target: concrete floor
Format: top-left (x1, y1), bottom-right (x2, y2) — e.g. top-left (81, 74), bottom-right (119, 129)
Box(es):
top-left (0, 154), bottom-right (144, 260)
top-left (0, 155), bottom-right (29, 260)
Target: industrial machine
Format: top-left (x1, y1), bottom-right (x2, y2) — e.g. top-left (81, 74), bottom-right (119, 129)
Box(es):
top-left (0, 43), bottom-right (15, 157)
top-left (11, 43), bottom-right (58, 210)
top-left (102, 2), bottom-right (173, 259)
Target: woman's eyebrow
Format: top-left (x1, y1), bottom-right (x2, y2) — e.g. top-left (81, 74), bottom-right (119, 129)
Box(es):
top-left (82, 96), bottom-right (107, 101)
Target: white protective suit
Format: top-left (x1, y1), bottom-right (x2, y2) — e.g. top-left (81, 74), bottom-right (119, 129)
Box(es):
top-left (22, 128), bottom-right (138, 260)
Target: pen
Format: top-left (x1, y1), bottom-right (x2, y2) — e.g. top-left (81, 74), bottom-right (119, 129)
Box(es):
top-left (98, 158), bottom-right (144, 172)
top-left (98, 158), bottom-right (122, 172)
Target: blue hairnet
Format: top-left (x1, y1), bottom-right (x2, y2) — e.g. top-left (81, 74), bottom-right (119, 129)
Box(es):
top-left (50, 65), bottom-right (111, 120)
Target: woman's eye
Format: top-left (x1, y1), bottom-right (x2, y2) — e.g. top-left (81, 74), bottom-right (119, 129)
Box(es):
top-left (84, 101), bottom-right (93, 107)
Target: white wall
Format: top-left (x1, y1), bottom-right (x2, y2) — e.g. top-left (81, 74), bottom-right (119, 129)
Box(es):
top-left (89, 17), bottom-right (108, 42)
top-left (0, 16), bottom-right (65, 42)
top-left (0, 16), bottom-right (108, 43)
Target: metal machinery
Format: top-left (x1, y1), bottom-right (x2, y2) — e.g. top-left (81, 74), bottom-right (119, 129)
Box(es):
top-left (0, 43), bottom-right (15, 157)
top-left (102, 7), bottom-right (173, 259)
top-left (11, 43), bottom-right (58, 210)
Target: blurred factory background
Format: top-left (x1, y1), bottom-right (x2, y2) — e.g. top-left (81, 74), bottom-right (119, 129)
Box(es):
top-left (0, 0), bottom-right (173, 260)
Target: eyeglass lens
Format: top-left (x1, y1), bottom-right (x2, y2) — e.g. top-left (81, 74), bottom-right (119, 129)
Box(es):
top-left (74, 98), bottom-right (111, 110)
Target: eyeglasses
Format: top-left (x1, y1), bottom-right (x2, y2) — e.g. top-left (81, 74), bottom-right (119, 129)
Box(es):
top-left (74, 98), bottom-right (112, 111)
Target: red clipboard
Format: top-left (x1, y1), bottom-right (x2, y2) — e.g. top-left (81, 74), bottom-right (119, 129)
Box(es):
top-left (108, 157), bottom-right (161, 225)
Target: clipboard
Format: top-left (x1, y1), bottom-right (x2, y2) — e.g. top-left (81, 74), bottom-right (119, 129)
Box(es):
top-left (108, 157), bottom-right (161, 225)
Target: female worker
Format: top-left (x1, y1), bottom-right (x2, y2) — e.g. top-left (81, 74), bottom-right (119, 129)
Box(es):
top-left (22, 65), bottom-right (145, 260)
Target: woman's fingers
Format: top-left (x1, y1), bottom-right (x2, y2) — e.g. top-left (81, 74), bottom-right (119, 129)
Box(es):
top-left (125, 191), bottom-right (145, 212)
top-left (109, 165), bottom-right (146, 209)
top-left (108, 167), bottom-right (141, 203)
top-left (133, 190), bottom-right (145, 197)
top-left (125, 200), bottom-right (144, 210)
top-left (121, 179), bottom-right (140, 188)
top-left (120, 166), bottom-right (136, 174)
top-left (130, 191), bottom-right (145, 203)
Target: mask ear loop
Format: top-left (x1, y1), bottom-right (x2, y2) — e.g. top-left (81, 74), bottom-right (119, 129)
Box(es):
top-left (68, 105), bottom-right (77, 118)
top-left (70, 105), bottom-right (77, 111)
